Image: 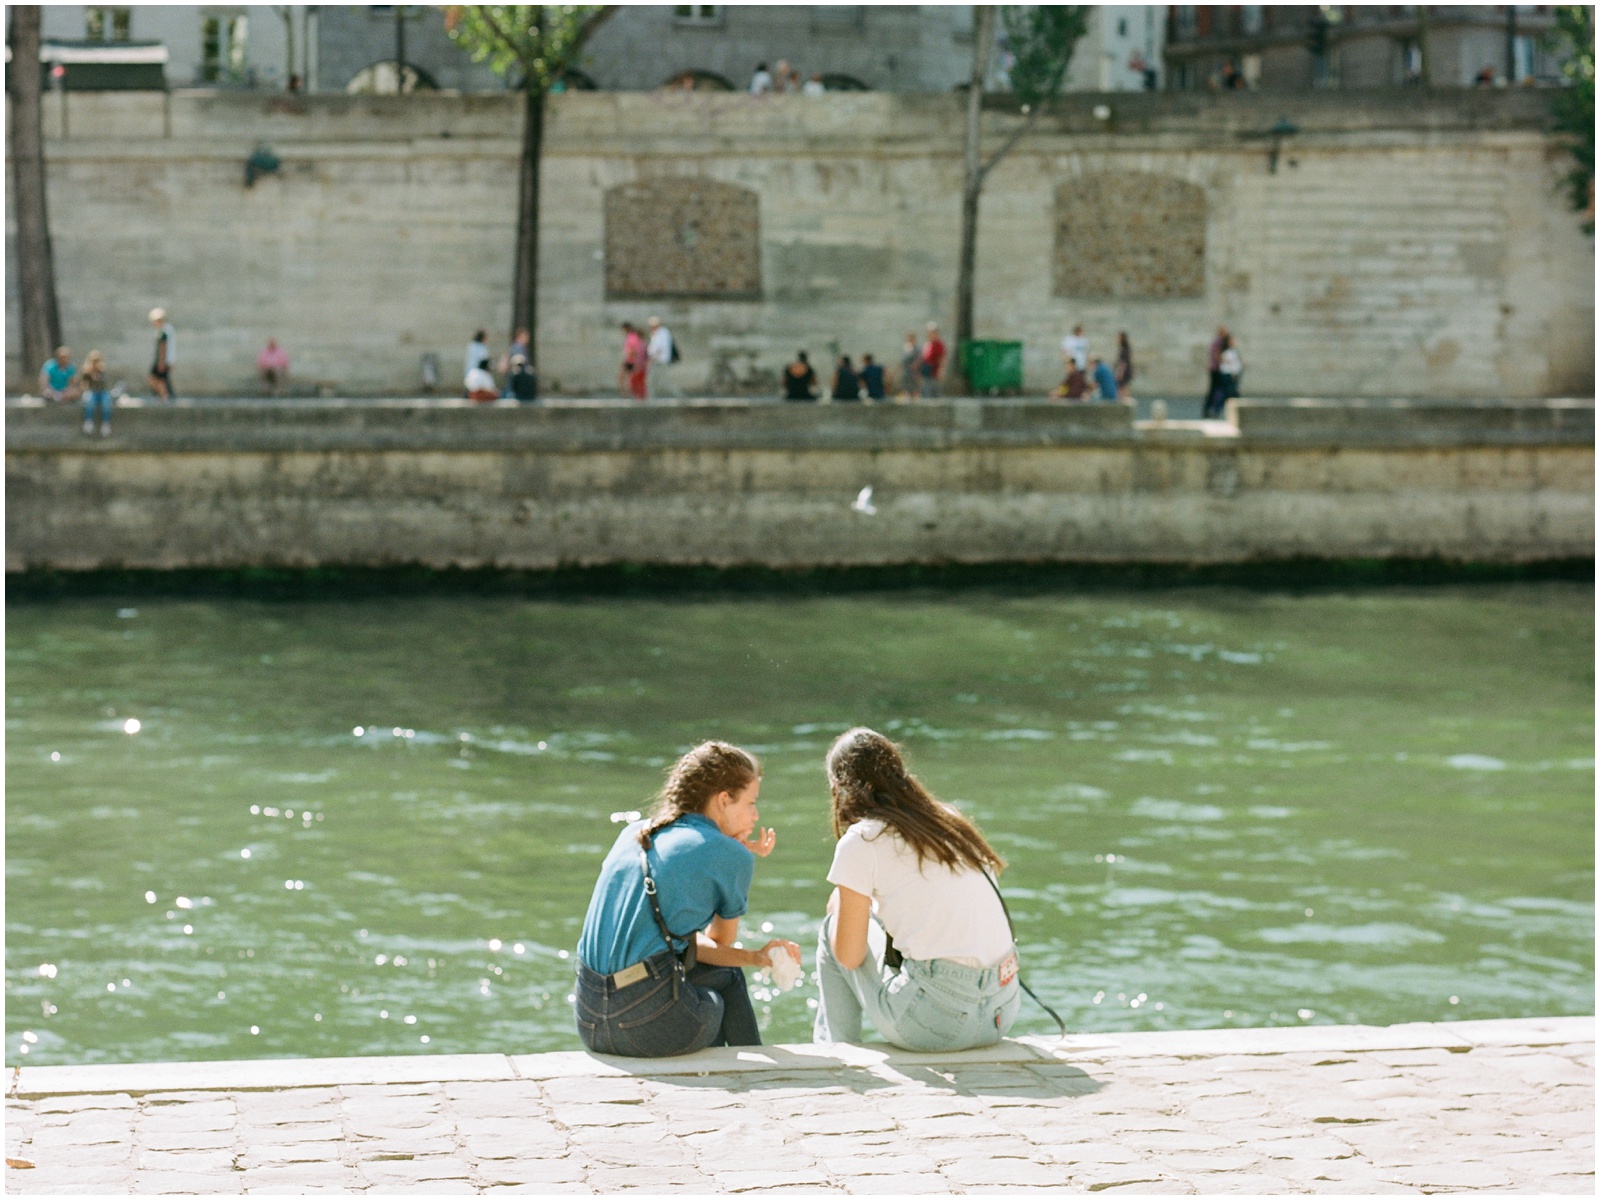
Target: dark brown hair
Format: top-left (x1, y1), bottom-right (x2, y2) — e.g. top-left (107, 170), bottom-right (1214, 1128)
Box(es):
top-left (825, 727), bottom-right (1003, 874)
top-left (638, 741), bottom-right (761, 848)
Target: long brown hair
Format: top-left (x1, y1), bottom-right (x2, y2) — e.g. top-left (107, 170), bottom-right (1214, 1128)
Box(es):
top-left (638, 741), bottom-right (761, 849)
top-left (826, 727), bottom-right (1003, 874)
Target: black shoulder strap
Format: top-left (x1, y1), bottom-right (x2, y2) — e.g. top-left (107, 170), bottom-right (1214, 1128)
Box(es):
top-left (983, 870), bottom-right (1067, 1038)
top-left (639, 845), bottom-right (699, 970)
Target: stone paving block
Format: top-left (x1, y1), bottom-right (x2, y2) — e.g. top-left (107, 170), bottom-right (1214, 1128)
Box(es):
top-left (821, 1152), bottom-right (941, 1176)
top-left (1381, 1160), bottom-right (1519, 1190)
top-left (234, 1089), bottom-right (342, 1122)
top-left (236, 1141), bottom-right (347, 1167)
top-left (918, 1136), bottom-right (1042, 1165)
top-left (550, 1102), bottom-right (657, 1127)
top-left (235, 1120), bottom-right (344, 1144)
top-left (239, 1161), bottom-right (364, 1189)
top-left (27, 1123), bottom-right (135, 1149)
top-left (940, 1156), bottom-right (1073, 1188)
top-left (35, 1094), bottom-right (137, 1112)
top-left (463, 1132), bottom-right (570, 1160)
top-left (1071, 1173), bottom-right (1195, 1193)
top-left (135, 1126), bottom-right (239, 1152)
top-left (839, 1173), bottom-right (953, 1194)
top-left (357, 1155), bottom-right (475, 1182)
top-left (540, 1076), bottom-right (654, 1105)
top-left (781, 1111), bottom-right (899, 1136)
top-left (718, 1168), bottom-right (833, 1191)
top-left (585, 1165), bottom-right (722, 1191)
top-left (892, 1114), bottom-right (1010, 1140)
top-left (690, 1144), bottom-right (820, 1173)
top-left (364, 1182), bottom-right (479, 1195)
top-left (135, 1148), bottom-right (237, 1173)
top-left (566, 1130), bottom-right (691, 1166)
top-left (476, 1157), bottom-right (587, 1186)
top-left (130, 1169), bottom-right (244, 1194)
top-left (481, 1185), bottom-right (594, 1195)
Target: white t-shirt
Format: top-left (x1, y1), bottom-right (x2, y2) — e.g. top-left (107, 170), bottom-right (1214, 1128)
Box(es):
top-left (647, 326), bottom-right (673, 366)
top-left (1061, 333), bottom-right (1088, 368)
top-left (827, 818), bottom-right (1013, 969)
top-left (750, 69), bottom-right (773, 94)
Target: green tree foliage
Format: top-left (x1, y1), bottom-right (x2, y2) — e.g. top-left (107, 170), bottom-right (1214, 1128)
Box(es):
top-left (444, 4), bottom-right (608, 91)
top-left (443, 6), bottom-right (616, 364)
top-left (1548, 5), bottom-right (1594, 228)
top-left (1000, 4), bottom-right (1089, 110)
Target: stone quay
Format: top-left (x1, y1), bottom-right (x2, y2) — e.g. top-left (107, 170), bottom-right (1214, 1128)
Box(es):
top-left (5, 398), bottom-right (1592, 573)
top-left (4, 1016), bottom-right (1591, 1194)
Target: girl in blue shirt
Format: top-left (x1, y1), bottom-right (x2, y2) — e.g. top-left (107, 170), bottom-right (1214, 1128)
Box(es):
top-left (575, 742), bottom-right (799, 1057)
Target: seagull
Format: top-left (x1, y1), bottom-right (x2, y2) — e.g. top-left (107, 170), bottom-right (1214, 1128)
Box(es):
top-left (851, 485), bottom-right (877, 515)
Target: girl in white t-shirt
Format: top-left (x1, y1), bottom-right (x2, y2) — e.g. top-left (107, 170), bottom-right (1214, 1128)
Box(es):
top-left (814, 727), bottom-right (1021, 1051)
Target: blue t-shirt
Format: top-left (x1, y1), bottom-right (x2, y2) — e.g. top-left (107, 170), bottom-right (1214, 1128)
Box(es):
top-left (42, 360), bottom-right (76, 390)
top-left (860, 363), bottom-right (886, 399)
top-left (577, 812), bottom-right (754, 975)
top-left (1094, 361), bottom-right (1118, 399)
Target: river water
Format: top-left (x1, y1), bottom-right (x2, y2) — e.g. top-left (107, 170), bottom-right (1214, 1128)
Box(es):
top-left (6, 583), bottom-right (1593, 1066)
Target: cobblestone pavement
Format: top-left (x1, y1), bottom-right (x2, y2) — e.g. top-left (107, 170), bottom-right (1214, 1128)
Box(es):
top-left (5, 1017), bottom-right (1591, 1195)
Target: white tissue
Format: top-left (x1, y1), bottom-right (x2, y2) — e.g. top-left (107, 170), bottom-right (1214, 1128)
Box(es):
top-left (767, 944), bottom-right (802, 991)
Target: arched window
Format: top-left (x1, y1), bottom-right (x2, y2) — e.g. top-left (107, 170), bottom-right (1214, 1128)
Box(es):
top-left (344, 61), bottom-right (437, 94)
top-left (659, 69), bottom-right (735, 92)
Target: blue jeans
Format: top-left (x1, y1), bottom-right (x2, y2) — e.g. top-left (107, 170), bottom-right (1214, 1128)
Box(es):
top-left (814, 914), bottom-right (1020, 1052)
top-left (574, 950), bottom-right (760, 1057)
top-left (82, 391), bottom-right (113, 425)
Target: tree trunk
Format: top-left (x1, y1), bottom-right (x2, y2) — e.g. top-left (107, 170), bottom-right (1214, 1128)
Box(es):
top-left (9, 5), bottom-right (62, 378)
top-left (952, 4), bottom-right (996, 396)
top-left (513, 85), bottom-right (545, 367)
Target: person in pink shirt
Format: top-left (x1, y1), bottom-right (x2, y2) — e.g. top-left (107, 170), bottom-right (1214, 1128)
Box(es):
top-left (919, 323), bottom-right (946, 398)
top-left (620, 322), bottom-right (648, 401)
top-left (257, 338), bottom-right (290, 395)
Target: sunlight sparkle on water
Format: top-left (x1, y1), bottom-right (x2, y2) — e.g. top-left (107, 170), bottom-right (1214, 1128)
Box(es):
top-left (122, 718), bottom-right (141, 734)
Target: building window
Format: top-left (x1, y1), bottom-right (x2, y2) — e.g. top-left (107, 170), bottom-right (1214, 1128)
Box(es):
top-left (1241, 6), bottom-right (1264, 35)
top-left (85, 7), bottom-right (132, 42)
top-left (1173, 6), bottom-right (1197, 41)
top-left (201, 14), bottom-right (249, 83)
top-left (673, 5), bottom-right (723, 25)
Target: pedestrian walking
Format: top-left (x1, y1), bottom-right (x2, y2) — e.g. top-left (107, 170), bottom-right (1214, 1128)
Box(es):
top-left (831, 355), bottom-right (861, 402)
top-left (1205, 324), bottom-right (1229, 411)
top-left (256, 338), bottom-right (289, 395)
top-left (39, 346), bottom-right (80, 404)
top-left (1205, 333), bottom-right (1240, 419)
top-left (1114, 331), bottom-right (1134, 401)
top-left (899, 333), bottom-right (921, 400)
top-left (80, 350), bottom-right (113, 435)
top-left (620, 322), bottom-right (648, 401)
top-left (1060, 324), bottom-right (1088, 371)
top-left (498, 327), bottom-right (531, 397)
top-left (646, 316), bottom-right (678, 399)
top-left (919, 323), bottom-right (946, 399)
top-left (859, 353), bottom-right (886, 401)
top-left (783, 351), bottom-right (818, 401)
top-left (148, 309), bottom-right (175, 401)
top-left (1219, 337), bottom-right (1244, 411)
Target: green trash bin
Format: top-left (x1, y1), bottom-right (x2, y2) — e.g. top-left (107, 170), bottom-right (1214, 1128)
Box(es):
top-left (959, 340), bottom-right (1024, 395)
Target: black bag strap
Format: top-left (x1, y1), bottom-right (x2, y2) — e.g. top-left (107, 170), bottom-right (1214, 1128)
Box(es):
top-left (638, 845), bottom-right (698, 972)
top-left (983, 870), bottom-right (1068, 1039)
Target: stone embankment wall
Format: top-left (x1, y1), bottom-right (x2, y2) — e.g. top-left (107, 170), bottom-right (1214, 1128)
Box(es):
top-left (3, 90), bottom-right (1594, 399)
top-left (5, 401), bottom-right (1591, 571)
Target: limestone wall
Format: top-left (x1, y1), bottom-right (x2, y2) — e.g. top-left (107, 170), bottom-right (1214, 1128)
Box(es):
top-left (5, 90), bottom-right (1594, 399)
top-left (6, 401), bottom-right (1591, 571)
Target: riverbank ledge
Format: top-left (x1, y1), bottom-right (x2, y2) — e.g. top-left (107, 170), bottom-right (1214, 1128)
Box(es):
top-left (5, 399), bottom-right (1593, 570)
top-left (5, 1016), bottom-right (1591, 1194)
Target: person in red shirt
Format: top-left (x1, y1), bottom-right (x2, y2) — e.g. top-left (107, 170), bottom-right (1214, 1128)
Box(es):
top-left (919, 323), bottom-right (946, 398)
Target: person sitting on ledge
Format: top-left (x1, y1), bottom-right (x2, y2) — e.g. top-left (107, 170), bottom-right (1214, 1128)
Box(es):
top-left (783, 350), bottom-right (818, 401)
top-left (813, 727), bottom-right (1022, 1052)
top-left (574, 742), bottom-right (799, 1057)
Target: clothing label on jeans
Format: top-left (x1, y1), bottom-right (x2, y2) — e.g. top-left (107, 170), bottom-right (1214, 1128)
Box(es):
top-left (998, 952), bottom-right (1018, 987)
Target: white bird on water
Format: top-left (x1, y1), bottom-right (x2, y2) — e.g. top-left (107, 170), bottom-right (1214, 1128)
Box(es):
top-left (851, 485), bottom-right (877, 515)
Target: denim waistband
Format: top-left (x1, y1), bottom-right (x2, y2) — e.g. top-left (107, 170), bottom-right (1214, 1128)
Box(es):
top-left (576, 949), bottom-right (679, 994)
top-left (903, 948), bottom-right (1017, 994)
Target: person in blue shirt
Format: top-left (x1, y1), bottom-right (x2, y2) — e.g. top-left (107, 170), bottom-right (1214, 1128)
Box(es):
top-left (39, 346), bottom-right (80, 404)
top-left (1091, 356), bottom-right (1118, 401)
top-left (575, 742), bottom-right (799, 1057)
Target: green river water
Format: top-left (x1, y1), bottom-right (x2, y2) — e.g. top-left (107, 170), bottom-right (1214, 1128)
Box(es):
top-left (6, 583), bottom-right (1593, 1066)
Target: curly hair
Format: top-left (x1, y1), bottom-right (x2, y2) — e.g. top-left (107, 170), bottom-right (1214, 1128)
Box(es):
top-left (637, 741), bottom-right (762, 849)
top-left (825, 727), bottom-right (1003, 874)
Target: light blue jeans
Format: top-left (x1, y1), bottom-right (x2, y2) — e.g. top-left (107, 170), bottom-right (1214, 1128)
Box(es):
top-left (814, 913), bottom-right (1021, 1052)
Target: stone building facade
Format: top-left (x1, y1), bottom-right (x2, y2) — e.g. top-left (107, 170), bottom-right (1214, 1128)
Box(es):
top-left (4, 89), bottom-right (1593, 399)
